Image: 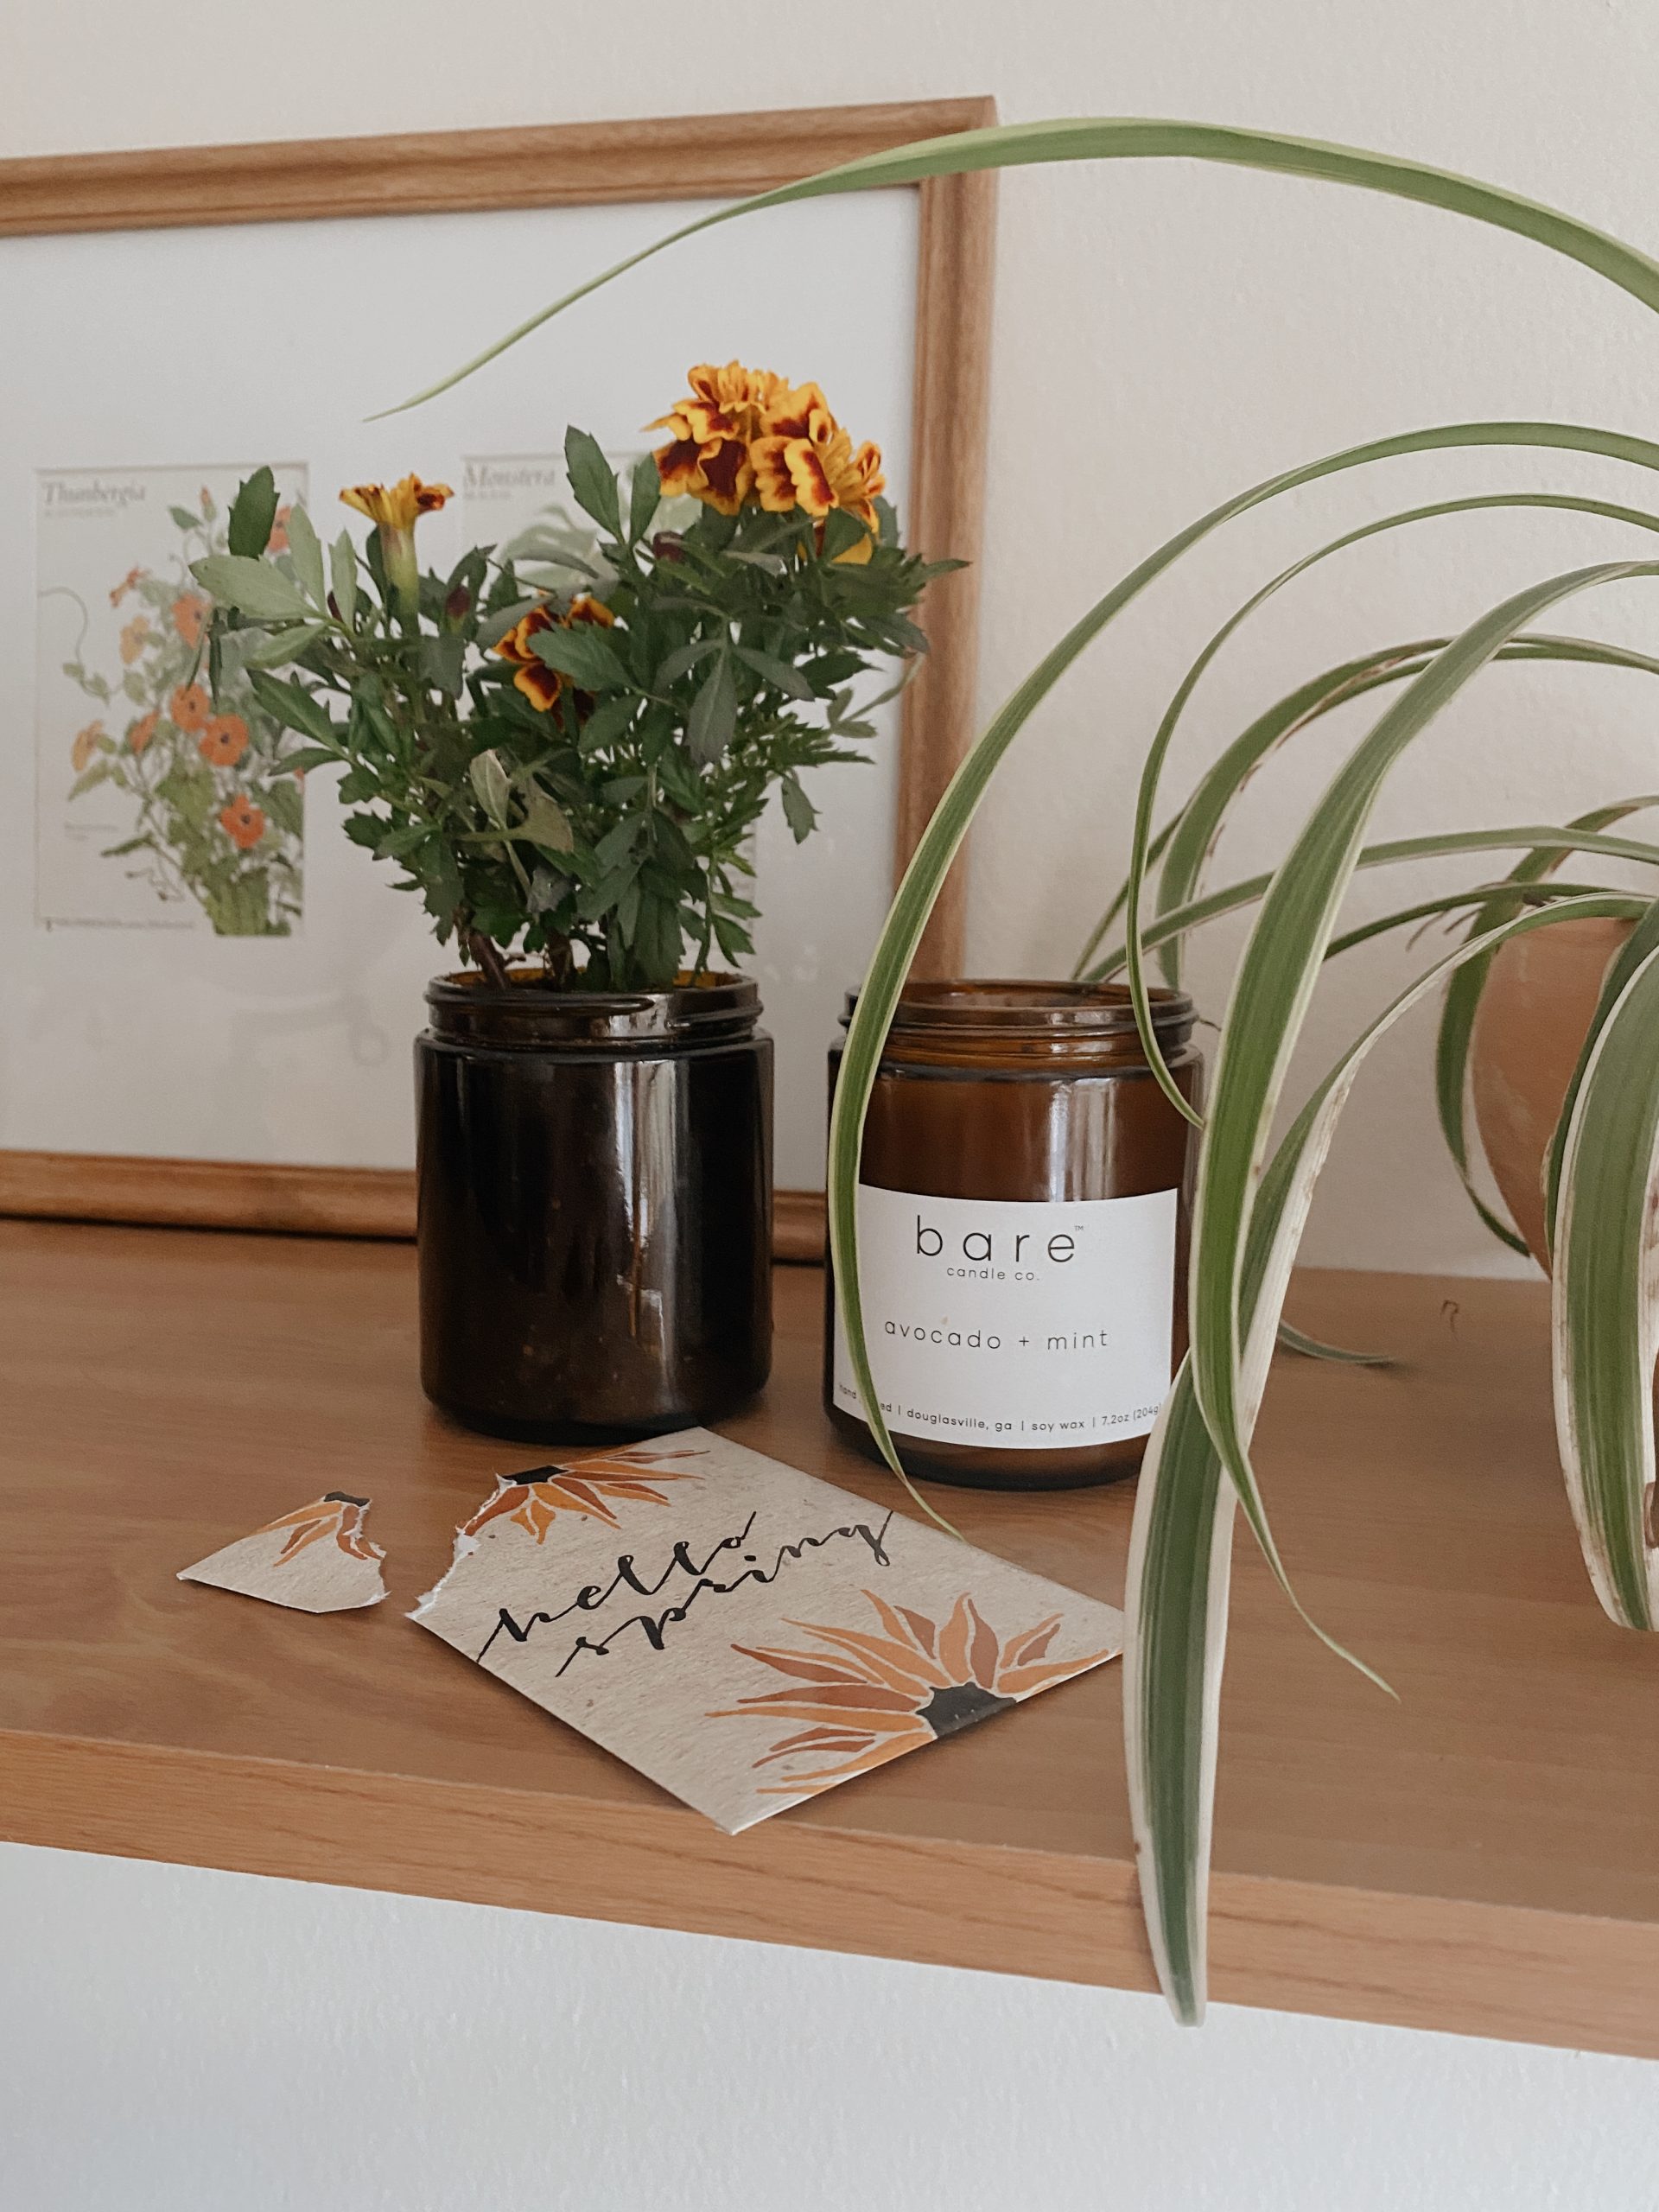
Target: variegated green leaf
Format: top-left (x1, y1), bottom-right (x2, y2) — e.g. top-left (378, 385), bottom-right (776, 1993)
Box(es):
top-left (1128, 892), bottom-right (1648, 2020)
top-left (1542, 899), bottom-right (1659, 1259)
top-left (1551, 931), bottom-right (1659, 1627)
top-left (385, 119), bottom-right (1659, 412)
top-left (1275, 1322), bottom-right (1395, 1366)
top-left (1188, 561), bottom-right (1659, 1634)
top-left (1076, 635), bottom-right (1659, 987)
top-left (1120, 497), bottom-right (1659, 1127)
top-left (827, 429), bottom-right (1659, 1510)
top-left (1434, 801), bottom-right (1659, 1256)
top-left (1087, 819), bottom-right (1659, 979)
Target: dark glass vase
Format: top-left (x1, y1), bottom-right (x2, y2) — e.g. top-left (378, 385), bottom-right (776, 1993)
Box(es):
top-left (416, 971), bottom-right (772, 1443)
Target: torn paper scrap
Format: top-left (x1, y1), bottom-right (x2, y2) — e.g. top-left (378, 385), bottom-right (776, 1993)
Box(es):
top-left (410, 1431), bottom-right (1122, 1834)
top-left (178, 1492), bottom-right (388, 1613)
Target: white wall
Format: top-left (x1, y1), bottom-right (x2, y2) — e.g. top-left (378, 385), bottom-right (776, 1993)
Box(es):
top-left (7, 1842), bottom-right (1659, 2212)
top-left (10, 6), bottom-right (1659, 2206)
top-left (12, 0), bottom-right (1659, 1276)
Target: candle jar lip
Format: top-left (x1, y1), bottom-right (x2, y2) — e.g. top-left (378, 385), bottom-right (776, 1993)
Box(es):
top-left (840, 976), bottom-right (1195, 1049)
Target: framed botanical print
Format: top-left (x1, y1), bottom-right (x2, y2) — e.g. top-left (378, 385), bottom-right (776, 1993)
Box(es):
top-left (0, 99), bottom-right (995, 1253)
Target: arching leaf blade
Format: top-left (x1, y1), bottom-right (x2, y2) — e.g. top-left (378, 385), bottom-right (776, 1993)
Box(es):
top-left (1128, 891), bottom-right (1648, 2021)
top-left (1120, 497), bottom-right (1659, 1120)
top-left (1552, 938), bottom-right (1659, 1628)
top-left (1541, 898), bottom-right (1659, 1259)
top-left (1076, 633), bottom-right (1659, 986)
top-left (385, 118), bottom-right (1659, 412)
top-left (829, 430), bottom-right (1659, 1513)
top-left (1433, 798), bottom-right (1659, 1257)
top-left (1188, 562), bottom-right (1659, 1626)
top-left (1087, 819), bottom-right (1659, 979)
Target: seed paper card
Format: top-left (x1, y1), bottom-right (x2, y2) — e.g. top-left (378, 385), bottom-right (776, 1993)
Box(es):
top-left (178, 1492), bottom-right (388, 1612)
top-left (411, 1431), bottom-right (1122, 1834)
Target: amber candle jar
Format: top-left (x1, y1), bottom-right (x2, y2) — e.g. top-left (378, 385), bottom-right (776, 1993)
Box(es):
top-left (824, 980), bottom-right (1199, 1491)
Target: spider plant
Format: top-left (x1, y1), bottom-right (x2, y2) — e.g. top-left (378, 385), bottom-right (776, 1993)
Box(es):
top-left (396, 119), bottom-right (1659, 2024)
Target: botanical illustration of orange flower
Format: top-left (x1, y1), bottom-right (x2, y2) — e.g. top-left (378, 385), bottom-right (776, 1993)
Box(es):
top-left (461, 1447), bottom-right (706, 1542)
top-left (257, 1491), bottom-right (381, 1566)
top-left (267, 505), bottom-right (292, 554)
top-left (648, 360), bottom-right (790, 514)
top-left (712, 1590), bottom-right (1111, 1797)
top-left (169, 682), bottom-right (211, 734)
top-left (219, 793), bottom-right (266, 850)
top-left (339, 474), bottom-right (453, 531)
top-left (198, 712), bottom-right (249, 768)
top-left (63, 494), bottom-right (305, 939)
top-left (493, 596), bottom-right (616, 711)
top-left (171, 592), bottom-right (210, 646)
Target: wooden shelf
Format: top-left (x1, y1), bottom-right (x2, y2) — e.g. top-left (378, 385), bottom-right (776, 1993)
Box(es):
top-left (3, 1219), bottom-right (1658, 2056)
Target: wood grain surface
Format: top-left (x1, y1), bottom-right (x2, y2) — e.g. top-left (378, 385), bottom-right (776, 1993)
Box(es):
top-left (6, 1222), bottom-right (1652, 2055)
top-left (0, 102), bottom-right (995, 234)
top-left (894, 124), bottom-right (996, 978)
top-left (0, 1152), bottom-right (828, 1258)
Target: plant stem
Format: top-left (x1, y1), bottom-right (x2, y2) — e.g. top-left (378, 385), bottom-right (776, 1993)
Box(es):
top-left (465, 926), bottom-right (511, 990)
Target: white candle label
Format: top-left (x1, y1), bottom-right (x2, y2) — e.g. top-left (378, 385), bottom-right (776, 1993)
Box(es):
top-left (831, 1185), bottom-right (1179, 1452)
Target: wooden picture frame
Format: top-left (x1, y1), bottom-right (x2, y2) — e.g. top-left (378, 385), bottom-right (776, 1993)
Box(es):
top-left (0, 99), bottom-right (995, 1259)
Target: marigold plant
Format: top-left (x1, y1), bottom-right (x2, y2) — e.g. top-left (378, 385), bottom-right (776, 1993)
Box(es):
top-left (195, 368), bottom-right (957, 989)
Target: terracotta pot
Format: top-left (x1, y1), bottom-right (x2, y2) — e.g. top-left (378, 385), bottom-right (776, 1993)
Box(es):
top-left (1468, 916), bottom-right (1632, 1268)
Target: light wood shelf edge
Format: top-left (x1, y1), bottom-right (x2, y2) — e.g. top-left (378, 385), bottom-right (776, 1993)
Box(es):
top-left (8, 1729), bottom-right (1656, 2060)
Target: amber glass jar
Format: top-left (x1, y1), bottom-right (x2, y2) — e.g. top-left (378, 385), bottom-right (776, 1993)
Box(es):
top-left (417, 971), bottom-right (772, 1443)
top-left (824, 980), bottom-right (1199, 1491)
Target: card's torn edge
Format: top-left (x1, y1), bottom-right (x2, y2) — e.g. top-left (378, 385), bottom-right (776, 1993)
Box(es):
top-left (177, 1490), bottom-right (390, 1612)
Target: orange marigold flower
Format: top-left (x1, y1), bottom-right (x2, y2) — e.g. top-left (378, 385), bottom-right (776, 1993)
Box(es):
top-left (340, 478), bottom-right (450, 616)
top-left (267, 505), bottom-right (292, 555)
top-left (493, 602), bottom-right (563, 712)
top-left (753, 405), bottom-right (885, 563)
top-left (109, 565), bottom-right (145, 607)
top-left (169, 682), bottom-right (212, 733)
top-left (219, 793), bottom-right (266, 850)
top-left (760, 379), bottom-right (832, 441)
top-left (199, 713), bottom-right (249, 768)
top-left (127, 709), bottom-right (158, 755)
top-left (171, 592), bottom-right (210, 646)
top-left (71, 721), bottom-right (105, 772)
top-left (493, 596), bottom-right (616, 711)
top-left (648, 360), bottom-right (791, 516)
top-left (339, 474), bottom-right (453, 532)
top-left (118, 614), bottom-right (150, 664)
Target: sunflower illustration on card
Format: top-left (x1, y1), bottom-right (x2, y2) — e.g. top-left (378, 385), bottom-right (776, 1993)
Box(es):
top-left (412, 1430), bottom-right (1122, 1833)
top-left (178, 1491), bottom-right (387, 1612)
